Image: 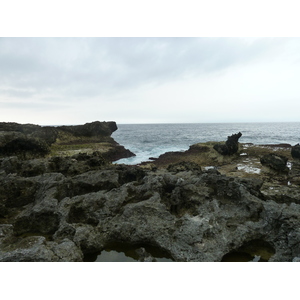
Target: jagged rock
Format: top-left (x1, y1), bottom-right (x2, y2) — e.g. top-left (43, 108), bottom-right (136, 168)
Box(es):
top-left (291, 144), bottom-right (300, 159)
top-left (0, 175), bottom-right (38, 210)
top-left (261, 184), bottom-right (300, 204)
top-left (260, 153), bottom-right (288, 171)
top-left (292, 257), bottom-right (300, 262)
top-left (0, 121), bottom-right (116, 142)
top-left (57, 121), bottom-right (117, 137)
top-left (135, 247), bottom-right (157, 262)
top-left (167, 161), bottom-right (202, 173)
top-left (114, 164), bottom-right (146, 184)
top-left (1, 141), bottom-right (300, 262)
top-left (0, 123), bottom-right (58, 145)
top-left (213, 132), bottom-right (242, 155)
top-left (0, 137), bottom-right (50, 158)
top-left (0, 121), bottom-right (135, 162)
top-left (0, 236), bottom-right (82, 262)
top-left (289, 161), bottom-right (300, 184)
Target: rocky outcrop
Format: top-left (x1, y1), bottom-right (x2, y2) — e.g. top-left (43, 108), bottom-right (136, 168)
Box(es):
top-left (57, 121), bottom-right (117, 137)
top-left (0, 122), bottom-right (58, 146)
top-left (0, 136), bottom-right (51, 158)
top-left (0, 121), bottom-right (135, 161)
top-left (292, 144), bottom-right (300, 160)
top-left (1, 152), bottom-right (300, 262)
top-left (260, 153), bottom-right (288, 172)
top-left (1, 125), bottom-right (300, 262)
top-left (213, 132), bottom-right (242, 155)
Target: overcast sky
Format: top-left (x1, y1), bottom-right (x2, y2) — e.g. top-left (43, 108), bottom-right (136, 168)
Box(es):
top-left (1, 37), bottom-right (300, 125)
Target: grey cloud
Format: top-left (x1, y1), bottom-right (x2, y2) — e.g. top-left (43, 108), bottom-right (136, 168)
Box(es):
top-left (0, 37), bottom-right (298, 101)
top-left (0, 100), bottom-right (70, 111)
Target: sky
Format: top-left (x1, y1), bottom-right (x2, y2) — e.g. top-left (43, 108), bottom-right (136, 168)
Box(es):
top-left (1, 0), bottom-right (300, 125)
top-left (1, 37), bottom-right (300, 125)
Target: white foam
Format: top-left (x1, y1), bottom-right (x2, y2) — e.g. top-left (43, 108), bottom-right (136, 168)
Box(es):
top-left (237, 164), bottom-right (261, 174)
top-left (203, 166), bottom-right (216, 170)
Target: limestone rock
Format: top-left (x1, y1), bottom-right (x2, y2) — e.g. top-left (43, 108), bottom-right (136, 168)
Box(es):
top-left (291, 144), bottom-right (300, 160)
top-left (0, 121), bottom-right (135, 162)
top-left (167, 161), bottom-right (202, 173)
top-left (260, 153), bottom-right (288, 172)
top-left (57, 121), bottom-right (117, 137)
top-left (0, 136), bottom-right (50, 158)
top-left (213, 132), bottom-right (242, 155)
top-left (1, 139), bottom-right (300, 262)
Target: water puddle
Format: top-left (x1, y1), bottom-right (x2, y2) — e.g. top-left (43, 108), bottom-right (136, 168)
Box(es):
top-left (236, 164), bottom-right (261, 174)
top-left (221, 239), bottom-right (275, 262)
top-left (83, 242), bottom-right (174, 262)
top-left (221, 251), bottom-right (260, 262)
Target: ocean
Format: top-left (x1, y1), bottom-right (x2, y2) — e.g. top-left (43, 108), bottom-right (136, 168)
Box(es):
top-left (112, 122), bottom-right (300, 165)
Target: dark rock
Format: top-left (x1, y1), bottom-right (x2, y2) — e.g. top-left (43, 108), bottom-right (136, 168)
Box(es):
top-left (101, 143), bottom-right (136, 162)
top-left (289, 161), bottom-right (300, 184)
top-left (65, 169), bottom-right (120, 197)
top-left (204, 168), bottom-right (220, 175)
top-left (0, 236), bottom-right (82, 262)
top-left (115, 165), bottom-right (146, 185)
top-left (261, 184), bottom-right (300, 204)
top-left (260, 153), bottom-right (288, 171)
top-left (0, 176), bottom-right (37, 209)
top-left (0, 137), bottom-right (50, 158)
top-left (0, 156), bottom-right (22, 175)
top-left (237, 177), bottom-right (264, 198)
top-left (135, 247), bottom-right (157, 262)
top-left (213, 132), bottom-right (242, 155)
top-left (0, 121), bottom-right (135, 162)
top-left (291, 144), bottom-right (300, 160)
top-left (167, 161), bottom-right (202, 173)
top-left (72, 224), bottom-right (105, 254)
top-left (57, 121), bottom-right (117, 137)
top-left (200, 172), bottom-right (243, 201)
top-left (186, 144), bottom-right (210, 153)
top-left (0, 122), bottom-right (45, 134)
top-left (1, 148), bottom-right (300, 262)
top-left (52, 223), bottom-right (76, 242)
top-left (0, 123), bottom-right (58, 146)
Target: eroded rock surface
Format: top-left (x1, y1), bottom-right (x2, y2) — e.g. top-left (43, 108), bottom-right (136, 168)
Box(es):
top-left (1, 152), bottom-right (300, 262)
top-left (0, 121), bottom-right (135, 161)
top-left (292, 144), bottom-right (300, 160)
top-left (213, 132), bottom-right (242, 155)
top-left (1, 128), bottom-right (300, 262)
top-left (260, 153), bottom-right (288, 172)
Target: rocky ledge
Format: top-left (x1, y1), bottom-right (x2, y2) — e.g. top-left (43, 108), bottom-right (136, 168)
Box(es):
top-left (0, 121), bottom-right (135, 161)
top-left (1, 130), bottom-right (300, 262)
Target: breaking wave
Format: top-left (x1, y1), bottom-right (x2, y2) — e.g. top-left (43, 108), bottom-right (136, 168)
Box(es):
top-left (112, 122), bottom-right (300, 165)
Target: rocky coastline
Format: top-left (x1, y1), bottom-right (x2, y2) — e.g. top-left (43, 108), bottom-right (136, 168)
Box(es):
top-left (1, 125), bottom-right (300, 262)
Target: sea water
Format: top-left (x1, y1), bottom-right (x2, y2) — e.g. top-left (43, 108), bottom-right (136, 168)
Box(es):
top-left (112, 122), bottom-right (300, 165)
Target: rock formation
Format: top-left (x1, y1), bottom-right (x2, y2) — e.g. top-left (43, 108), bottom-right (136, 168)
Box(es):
top-left (1, 125), bottom-right (300, 262)
top-left (0, 121), bottom-right (134, 161)
top-left (213, 132), bottom-right (242, 155)
top-left (292, 144), bottom-right (300, 160)
top-left (1, 149), bottom-right (300, 262)
top-left (260, 153), bottom-right (288, 172)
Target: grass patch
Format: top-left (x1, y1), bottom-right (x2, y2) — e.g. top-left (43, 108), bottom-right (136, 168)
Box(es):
top-left (50, 142), bottom-right (113, 157)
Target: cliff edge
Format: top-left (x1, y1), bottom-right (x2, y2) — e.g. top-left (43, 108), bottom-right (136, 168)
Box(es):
top-left (0, 121), bottom-right (135, 161)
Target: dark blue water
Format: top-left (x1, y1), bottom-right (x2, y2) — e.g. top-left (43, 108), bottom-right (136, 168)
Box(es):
top-left (112, 122), bottom-right (300, 165)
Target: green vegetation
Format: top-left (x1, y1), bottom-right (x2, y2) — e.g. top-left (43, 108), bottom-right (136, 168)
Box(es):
top-left (50, 142), bottom-right (113, 157)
